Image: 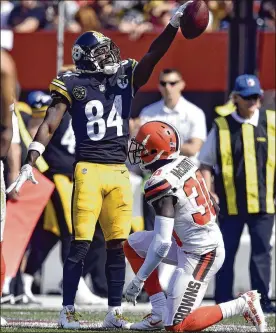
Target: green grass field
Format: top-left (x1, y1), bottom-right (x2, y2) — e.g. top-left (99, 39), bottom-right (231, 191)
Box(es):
top-left (0, 309), bottom-right (275, 332)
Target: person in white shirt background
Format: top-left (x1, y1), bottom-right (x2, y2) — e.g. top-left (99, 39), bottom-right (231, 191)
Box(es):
top-left (130, 68), bottom-right (207, 166)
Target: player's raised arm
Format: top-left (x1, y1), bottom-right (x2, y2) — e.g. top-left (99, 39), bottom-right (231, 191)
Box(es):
top-left (6, 97), bottom-right (68, 194)
top-left (132, 2), bottom-right (192, 91)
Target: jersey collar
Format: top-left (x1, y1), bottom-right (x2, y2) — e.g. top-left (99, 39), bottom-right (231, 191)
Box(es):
top-left (231, 109), bottom-right (259, 127)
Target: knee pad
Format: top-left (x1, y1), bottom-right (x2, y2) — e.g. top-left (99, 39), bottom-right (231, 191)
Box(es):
top-left (67, 240), bottom-right (90, 264)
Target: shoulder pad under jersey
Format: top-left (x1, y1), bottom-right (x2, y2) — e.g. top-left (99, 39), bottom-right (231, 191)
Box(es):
top-left (49, 73), bottom-right (77, 106)
top-left (144, 157), bottom-right (198, 204)
top-left (121, 58), bottom-right (138, 71)
top-left (144, 174), bottom-right (174, 204)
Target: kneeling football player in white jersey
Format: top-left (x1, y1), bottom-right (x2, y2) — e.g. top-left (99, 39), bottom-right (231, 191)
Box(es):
top-left (125, 121), bottom-right (266, 332)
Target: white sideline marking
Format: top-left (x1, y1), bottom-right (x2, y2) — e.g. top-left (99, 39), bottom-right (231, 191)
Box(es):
top-left (4, 320), bottom-right (276, 332)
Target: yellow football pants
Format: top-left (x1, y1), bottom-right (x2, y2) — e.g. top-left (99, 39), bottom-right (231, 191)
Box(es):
top-left (72, 162), bottom-right (133, 241)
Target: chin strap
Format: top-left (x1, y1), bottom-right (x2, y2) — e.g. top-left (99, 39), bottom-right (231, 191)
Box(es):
top-left (103, 63), bottom-right (120, 75)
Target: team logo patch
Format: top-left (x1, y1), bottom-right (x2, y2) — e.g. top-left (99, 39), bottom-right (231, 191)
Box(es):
top-left (117, 75), bottom-right (129, 89)
top-left (246, 78), bottom-right (255, 87)
top-left (99, 84), bottom-right (106, 92)
top-left (72, 86), bottom-right (87, 100)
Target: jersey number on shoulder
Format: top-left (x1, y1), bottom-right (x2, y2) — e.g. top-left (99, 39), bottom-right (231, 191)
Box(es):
top-left (85, 95), bottom-right (123, 141)
top-left (183, 170), bottom-right (216, 225)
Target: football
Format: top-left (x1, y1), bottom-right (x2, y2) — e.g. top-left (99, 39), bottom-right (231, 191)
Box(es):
top-left (180, 0), bottom-right (210, 39)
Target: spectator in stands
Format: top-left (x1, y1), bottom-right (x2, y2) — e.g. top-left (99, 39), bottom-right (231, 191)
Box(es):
top-left (207, 0), bottom-right (233, 31)
top-left (145, 1), bottom-right (177, 30)
top-left (131, 68), bottom-right (207, 165)
top-left (75, 5), bottom-right (102, 32)
top-left (199, 74), bottom-right (276, 314)
top-left (1, 1), bottom-right (14, 29)
top-left (92, 0), bottom-right (119, 30)
top-left (118, 8), bottom-right (153, 41)
top-left (7, 0), bottom-right (47, 32)
top-left (258, 0), bottom-right (276, 31)
top-left (44, 1), bottom-right (81, 32)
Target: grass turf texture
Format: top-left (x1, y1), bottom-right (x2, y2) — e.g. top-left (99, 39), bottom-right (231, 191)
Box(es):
top-left (0, 309), bottom-right (275, 332)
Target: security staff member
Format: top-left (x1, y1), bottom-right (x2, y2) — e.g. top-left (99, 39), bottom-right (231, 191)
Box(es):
top-left (199, 74), bottom-right (275, 314)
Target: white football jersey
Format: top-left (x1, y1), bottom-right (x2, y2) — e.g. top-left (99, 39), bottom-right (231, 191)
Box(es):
top-left (144, 156), bottom-right (223, 255)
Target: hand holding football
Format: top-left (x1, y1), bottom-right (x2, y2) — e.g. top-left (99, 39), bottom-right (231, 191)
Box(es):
top-left (180, 0), bottom-right (210, 39)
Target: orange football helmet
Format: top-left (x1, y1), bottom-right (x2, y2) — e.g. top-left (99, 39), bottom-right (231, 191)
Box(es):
top-left (128, 121), bottom-right (181, 169)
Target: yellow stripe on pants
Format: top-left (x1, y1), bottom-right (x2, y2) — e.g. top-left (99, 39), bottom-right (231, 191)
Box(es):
top-left (242, 123), bottom-right (259, 213)
top-left (215, 117), bottom-right (238, 215)
top-left (266, 110), bottom-right (276, 213)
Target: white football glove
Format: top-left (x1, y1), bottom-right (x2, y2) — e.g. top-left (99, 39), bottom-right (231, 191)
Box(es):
top-left (6, 164), bottom-right (38, 194)
top-left (170, 1), bottom-right (194, 28)
top-left (125, 276), bottom-right (144, 306)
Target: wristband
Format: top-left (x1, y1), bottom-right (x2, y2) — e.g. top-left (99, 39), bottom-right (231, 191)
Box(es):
top-left (28, 141), bottom-right (45, 155)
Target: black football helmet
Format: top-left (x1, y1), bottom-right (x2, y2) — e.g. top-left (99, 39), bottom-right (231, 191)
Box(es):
top-left (72, 31), bottom-right (121, 75)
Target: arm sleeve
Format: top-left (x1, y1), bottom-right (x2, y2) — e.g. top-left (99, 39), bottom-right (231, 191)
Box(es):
top-left (198, 127), bottom-right (217, 166)
top-left (137, 215), bottom-right (174, 281)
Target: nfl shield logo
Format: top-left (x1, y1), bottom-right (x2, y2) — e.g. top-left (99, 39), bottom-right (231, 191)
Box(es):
top-left (99, 84), bottom-right (105, 92)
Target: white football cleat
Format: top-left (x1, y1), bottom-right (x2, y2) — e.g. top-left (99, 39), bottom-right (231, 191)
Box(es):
top-left (1, 317), bottom-right (7, 326)
top-left (58, 305), bottom-right (81, 329)
top-left (75, 277), bottom-right (107, 305)
top-left (131, 313), bottom-right (163, 331)
top-left (240, 290), bottom-right (267, 332)
top-left (22, 273), bottom-right (41, 304)
top-left (102, 307), bottom-right (132, 329)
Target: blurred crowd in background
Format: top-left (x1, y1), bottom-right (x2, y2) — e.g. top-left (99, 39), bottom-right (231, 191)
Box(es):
top-left (1, 0), bottom-right (275, 40)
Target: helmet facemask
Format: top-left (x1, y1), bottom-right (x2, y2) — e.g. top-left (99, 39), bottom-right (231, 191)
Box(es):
top-left (128, 135), bottom-right (165, 171)
top-left (73, 39), bottom-right (121, 75)
top-left (128, 121), bottom-right (181, 171)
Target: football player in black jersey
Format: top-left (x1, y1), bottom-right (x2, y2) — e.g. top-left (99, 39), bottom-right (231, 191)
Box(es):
top-left (22, 91), bottom-right (107, 306)
top-left (7, 3), bottom-right (191, 329)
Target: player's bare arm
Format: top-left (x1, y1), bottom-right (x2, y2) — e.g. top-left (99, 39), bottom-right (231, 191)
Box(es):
top-left (6, 97), bottom-right (68, 194)
top-left (26, 99), bottom-right (67, 166)
top-left (0, 50), bottom-right (16, 158)
top-left (133, 3), bottom-right (188, 91)
top-left (152, 195), bottom-right (177, 218)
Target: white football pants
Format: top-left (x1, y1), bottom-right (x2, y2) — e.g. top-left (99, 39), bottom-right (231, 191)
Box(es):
top-left (128, 230), bottom-right (225, 326)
